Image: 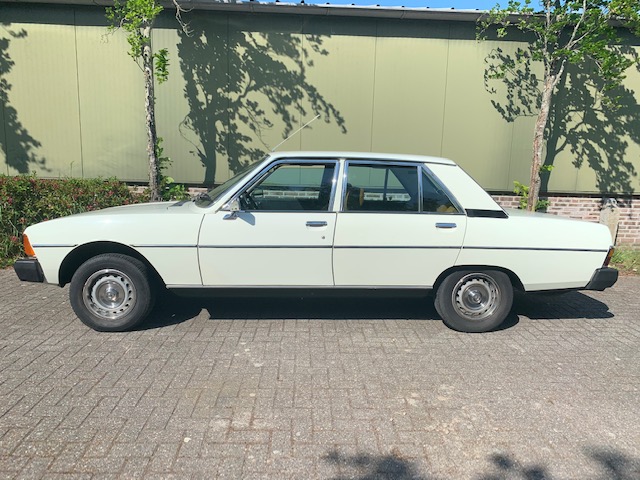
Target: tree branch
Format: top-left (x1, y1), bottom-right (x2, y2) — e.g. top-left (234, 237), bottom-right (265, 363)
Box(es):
top-left (171, 0), bottom-right (193, 37)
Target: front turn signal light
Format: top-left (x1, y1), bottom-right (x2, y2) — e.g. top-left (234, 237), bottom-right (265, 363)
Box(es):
top-left (23, 234), bottom-right (36, 257)
top-left (604, 246), bottom-right (615, 267)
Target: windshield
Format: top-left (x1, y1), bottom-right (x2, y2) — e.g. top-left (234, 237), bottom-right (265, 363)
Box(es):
top-left (194, 159), bottom-right (263, 207)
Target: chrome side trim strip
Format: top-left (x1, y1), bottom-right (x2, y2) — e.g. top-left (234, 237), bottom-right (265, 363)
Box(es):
top-left (198, 245), bottom-right (332, 249)
top-left (463, 246), bottom-right (608, 253)
top-left (334, 245), bottom-right (460, 249)
top-left (132, 244), bottom-right (197, 248)
top-left (32, 244), bottom-right (77, 248)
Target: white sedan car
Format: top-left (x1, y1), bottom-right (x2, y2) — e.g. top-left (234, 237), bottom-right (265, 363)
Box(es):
top-left (15, 152), bottom-right (617, 333)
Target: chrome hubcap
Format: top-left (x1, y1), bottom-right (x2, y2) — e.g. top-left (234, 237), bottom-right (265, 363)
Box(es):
top-left (82, 269), bottom-right (136, 320)
top-left (452, 273), bottom-right (500, 321)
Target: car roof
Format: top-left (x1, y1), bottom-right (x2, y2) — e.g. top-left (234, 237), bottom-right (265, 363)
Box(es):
top-left (266, 151), bottom-right (457, 166)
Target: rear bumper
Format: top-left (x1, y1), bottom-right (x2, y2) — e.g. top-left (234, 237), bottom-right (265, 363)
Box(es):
top-left (14, 258), bottom-right (45, 283)
top-left (584, 267), bottom-right (618, 291)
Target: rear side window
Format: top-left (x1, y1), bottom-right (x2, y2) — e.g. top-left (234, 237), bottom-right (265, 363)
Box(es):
top-left (422, 171), bottom-right (460, 213)
top-left (343, 164), bottom-right (419, 212)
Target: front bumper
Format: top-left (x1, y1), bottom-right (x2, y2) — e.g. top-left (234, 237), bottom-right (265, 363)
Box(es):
top-left (14, 258), bottom-right (45, 283)
top-left (584, 267), bottom-right (618, 291)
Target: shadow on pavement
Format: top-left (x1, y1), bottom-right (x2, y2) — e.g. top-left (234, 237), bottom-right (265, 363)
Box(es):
top-left (138, 289), bottom-right (613, 331)
top-left (141, 293), bottom-right (439, 330)
top-left (322, 446), bottom-right (640, 480)
top-left (323, 449), bottom-right (429, 480)
top-left (514, 291), bottom-right (614, 320)
top-left (139, 291), bottom-right (204, 330)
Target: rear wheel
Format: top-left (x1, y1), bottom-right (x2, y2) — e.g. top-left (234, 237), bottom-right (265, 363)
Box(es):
top-left (69, 254), bottom-right (155, 332)
top-left (435, 270), bottom-right (513, 333)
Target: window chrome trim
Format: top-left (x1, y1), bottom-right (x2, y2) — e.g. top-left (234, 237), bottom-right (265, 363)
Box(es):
top-left (340, 160), bottom-right (465, 214)
top-left (224, 158), bottom-right (340, 213)
top-left (336, 211), bottom-right (465, 215)
top-left (341, 160), bottom-right (422, 213)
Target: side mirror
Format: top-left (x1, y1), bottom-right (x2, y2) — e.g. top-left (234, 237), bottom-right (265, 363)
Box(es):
top-left (229, 198), bottom-right (241, 212)
top-left (224, 198), bottom-right (241, 220)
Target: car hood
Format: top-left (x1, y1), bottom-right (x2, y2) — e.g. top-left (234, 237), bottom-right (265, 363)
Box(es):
top-left (69, 201), bottom-right (183, 217)
top-left (24, 199), bottom-right (203, 250)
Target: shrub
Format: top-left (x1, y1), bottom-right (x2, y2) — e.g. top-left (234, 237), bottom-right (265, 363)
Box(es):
top-left (0, 175), bottom-right (145, 267)
top-left (611, 247), bottom-right (640, 275)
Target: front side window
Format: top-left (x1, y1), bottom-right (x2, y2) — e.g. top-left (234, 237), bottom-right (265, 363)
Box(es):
top-left (238, 162), bottom-right (336, 211)
top-left (343, 164), bottom-right (419, 212)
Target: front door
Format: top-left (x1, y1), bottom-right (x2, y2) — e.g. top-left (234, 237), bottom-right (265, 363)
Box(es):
top-left (198, 160), bottom-right (338, 286)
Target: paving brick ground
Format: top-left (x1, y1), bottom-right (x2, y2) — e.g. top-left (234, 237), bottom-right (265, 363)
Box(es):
top-left (0, 268), bottom-right (639, 479)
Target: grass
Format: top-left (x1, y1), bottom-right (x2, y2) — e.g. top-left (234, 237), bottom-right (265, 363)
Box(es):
top-left (611, 247), bottom-right (640, 275)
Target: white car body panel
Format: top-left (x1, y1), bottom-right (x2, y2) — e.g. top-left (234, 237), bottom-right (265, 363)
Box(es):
top-left (333, 213), bottom-right (467, 286)
top-left (26, 202), bottom-right (204, 285)
top-left (19, 151), bottom-right (615, 296)
top-left (457, 212), bottom-right (612, 290)
top-left (198, 211), bottom-right (336, 286)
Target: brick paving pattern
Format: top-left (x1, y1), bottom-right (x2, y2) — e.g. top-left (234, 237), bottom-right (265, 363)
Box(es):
top-left (0, 268), bottom-right (639, 479)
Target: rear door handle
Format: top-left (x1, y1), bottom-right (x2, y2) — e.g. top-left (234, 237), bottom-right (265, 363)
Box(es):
top-left (435, 223), bottom-right (457, 229)
top-left (306, 221), bottom-right (328, 227)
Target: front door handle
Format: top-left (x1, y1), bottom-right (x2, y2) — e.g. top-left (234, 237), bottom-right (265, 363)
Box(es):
top-left (306, 221), bottom-right (328, 227)
top-left (435, 223), bottom-right (457, 229)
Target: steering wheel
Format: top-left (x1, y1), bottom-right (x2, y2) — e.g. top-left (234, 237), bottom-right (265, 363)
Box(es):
top-left (242, 191), bottom-right (259, 210)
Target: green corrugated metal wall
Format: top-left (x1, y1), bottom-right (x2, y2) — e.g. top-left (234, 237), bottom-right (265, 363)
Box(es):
top-left (1, 3), bottom-right (639, 193)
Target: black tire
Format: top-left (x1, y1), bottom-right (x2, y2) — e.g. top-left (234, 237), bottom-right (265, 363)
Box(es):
top-left (69, 254), bottom-right (155, 332)
top-left (434, 270), bottom-right (513, 333)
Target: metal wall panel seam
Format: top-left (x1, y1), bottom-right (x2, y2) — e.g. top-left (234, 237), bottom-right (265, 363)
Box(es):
top-left (369, 19), bottom-right (379, 152)
top-left (72, 7), bottom-right (85, 178)
top-left (439, 21), bottom-right (452, 156)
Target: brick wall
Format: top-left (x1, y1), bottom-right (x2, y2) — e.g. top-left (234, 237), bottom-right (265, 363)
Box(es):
top-left (492, 194), bottom-right (640, 247)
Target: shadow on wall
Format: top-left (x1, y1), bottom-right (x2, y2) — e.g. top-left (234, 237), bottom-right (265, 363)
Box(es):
top-left (484, 43), bottom-right (640, 194)
top-left (323, 447), bottom-right (640, 480)
top-left (176, 15), bottom-right (347, 183)
top-left (0, 23), bottom-right (45, 174)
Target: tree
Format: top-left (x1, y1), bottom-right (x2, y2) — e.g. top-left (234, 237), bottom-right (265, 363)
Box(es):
top-left (106, 0), bottom-right (188, 201)
top-left (479, 0), bottom-right (640, 211)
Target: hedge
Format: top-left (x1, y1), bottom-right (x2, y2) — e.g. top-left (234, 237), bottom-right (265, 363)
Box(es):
top-left (0, 175), bottom-right (146, 267)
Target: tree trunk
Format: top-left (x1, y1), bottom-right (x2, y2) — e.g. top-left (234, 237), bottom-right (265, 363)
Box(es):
top-left (142, 25), bottom-right (160, 202)
top-left (527, 74), bottom-right (555, 211)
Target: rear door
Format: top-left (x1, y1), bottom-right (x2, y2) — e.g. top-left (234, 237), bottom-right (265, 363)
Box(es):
top-left (333, 161), bottom-right (467, 287)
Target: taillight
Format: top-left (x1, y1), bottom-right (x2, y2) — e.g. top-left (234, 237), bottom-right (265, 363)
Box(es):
top-left (603, 247), bottom-right (614, 267)
top-left (23, 234), bottom-right (36, 257)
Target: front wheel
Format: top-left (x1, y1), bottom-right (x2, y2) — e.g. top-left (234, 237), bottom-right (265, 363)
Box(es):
top-left (434, 270), bottom-right (513, 333)
top-left (69, 254), bottom-right (155, 332)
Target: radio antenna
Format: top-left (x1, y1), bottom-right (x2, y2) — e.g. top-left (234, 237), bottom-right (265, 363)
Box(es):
top-left (271, 114), bottom-right (320, 152)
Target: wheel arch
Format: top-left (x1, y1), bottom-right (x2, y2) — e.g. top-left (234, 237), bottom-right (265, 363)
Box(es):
top-left (433, 265), bottom-right (525, 293)
top-left (58, 242), bottom-right (165, 288)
